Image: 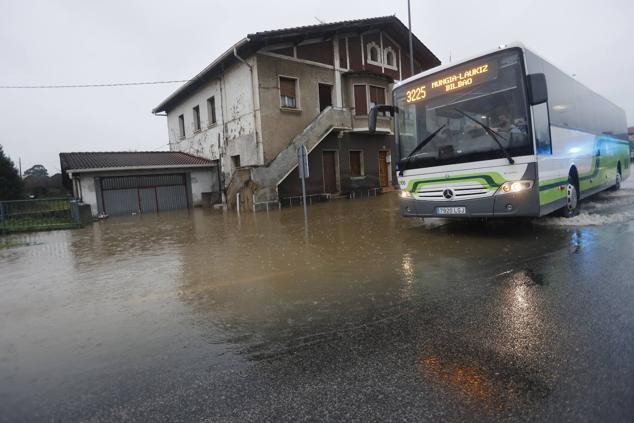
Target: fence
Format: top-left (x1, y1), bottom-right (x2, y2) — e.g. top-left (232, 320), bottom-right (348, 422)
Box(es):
top-left (0, 198), bottom-right (83, 234)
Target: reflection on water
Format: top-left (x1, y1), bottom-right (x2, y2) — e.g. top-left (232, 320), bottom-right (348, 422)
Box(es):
top-left (0, 191), bottom-right (623, 418)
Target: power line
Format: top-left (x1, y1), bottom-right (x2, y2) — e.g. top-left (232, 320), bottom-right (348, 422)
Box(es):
top-left (0, 80), bottom-right (190, 89)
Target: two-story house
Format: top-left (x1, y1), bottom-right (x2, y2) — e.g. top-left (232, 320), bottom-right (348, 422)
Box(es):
top-left (152, 16), bottom-right (440, 209)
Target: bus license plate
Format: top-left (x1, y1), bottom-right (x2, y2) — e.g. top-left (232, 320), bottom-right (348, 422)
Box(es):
top-left (436, 206), bottom-right (466, 215)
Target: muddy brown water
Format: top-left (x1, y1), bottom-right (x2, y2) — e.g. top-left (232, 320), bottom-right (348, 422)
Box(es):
top-left (1, 187), bottom-right (634, 421)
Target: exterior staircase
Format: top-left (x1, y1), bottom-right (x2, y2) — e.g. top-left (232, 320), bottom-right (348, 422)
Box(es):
top-left (228, 106), bottom-right (352, 210)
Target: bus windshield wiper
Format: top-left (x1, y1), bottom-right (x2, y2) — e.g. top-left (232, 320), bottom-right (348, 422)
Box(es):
top-left (453, 108), bottom-right (515, 165)
top-left (399, 124), bottom-right (447, 176)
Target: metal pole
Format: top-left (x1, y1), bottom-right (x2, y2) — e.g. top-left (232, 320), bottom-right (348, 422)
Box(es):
top-left (300, 172), bottom-right (308, 222)
top-left (408, 0), bottom-right (414, 77)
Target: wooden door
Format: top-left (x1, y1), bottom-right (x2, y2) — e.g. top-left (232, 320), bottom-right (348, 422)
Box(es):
top-left (322, 151), bottom-right (338, 193)
top-left (318, 84), bottom-right (333, 112)
top-left (378, 151), bottom-right (389, 187)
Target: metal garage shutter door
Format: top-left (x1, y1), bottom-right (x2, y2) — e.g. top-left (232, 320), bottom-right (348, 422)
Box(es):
top-left (102, 188), bottom-right (139, 216)
top-left (101, 174), bottom-right (188, 216)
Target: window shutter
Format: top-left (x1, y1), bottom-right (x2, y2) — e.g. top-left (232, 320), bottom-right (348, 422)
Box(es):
top-left (354, 85), bottom-right (367, 116)
top-left (279, 77), bottom-right (296, 98)
top-left (369, 86), bottom-right (385, 105)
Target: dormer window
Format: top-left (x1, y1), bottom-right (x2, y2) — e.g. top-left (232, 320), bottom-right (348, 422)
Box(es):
top-left (366, 41), bottom-right (398, 70)
top-left (383, 47), bottom-right (397, 70)
top-left (366, 42), bottom-right (381, 66)
top-left (370, 46), bottom-right (379, 62)
top-left (385, 51), bottom-right (394, 66)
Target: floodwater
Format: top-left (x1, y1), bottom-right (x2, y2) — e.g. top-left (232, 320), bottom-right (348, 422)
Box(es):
top-left (1, 182), bottom-right (634, 421)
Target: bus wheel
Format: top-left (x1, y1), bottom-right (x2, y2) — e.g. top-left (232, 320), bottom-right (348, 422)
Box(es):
top-left (610, 165), bottom-right (622, 191)
top-left (560, 176), bottom-right (580, 218)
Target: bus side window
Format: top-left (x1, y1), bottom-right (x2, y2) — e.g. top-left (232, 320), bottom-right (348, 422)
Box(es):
top-left (533, 103), bottom-right (552, 155)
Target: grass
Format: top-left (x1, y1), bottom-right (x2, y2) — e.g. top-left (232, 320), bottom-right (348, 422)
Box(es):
top-left (2, 216), bottom-right (79, 233)
top-left (1, 199), bottom-right (79, 234)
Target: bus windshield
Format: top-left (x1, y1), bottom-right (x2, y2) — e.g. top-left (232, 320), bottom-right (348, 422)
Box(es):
top-left (395, 49), bottom-right (533, 169)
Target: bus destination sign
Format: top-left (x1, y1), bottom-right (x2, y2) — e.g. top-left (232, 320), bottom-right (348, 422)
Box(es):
top-left (405, 61), bottom-right (498, 104)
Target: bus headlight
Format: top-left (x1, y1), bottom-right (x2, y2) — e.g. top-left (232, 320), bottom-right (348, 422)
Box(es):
top-left (400, 190), bottom-right (413, 198)
top-left (498, 180), bottom-right (534, 194)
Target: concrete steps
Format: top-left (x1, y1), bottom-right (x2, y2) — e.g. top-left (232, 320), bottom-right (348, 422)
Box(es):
top-left (227, 106), bottom-right (352, 209)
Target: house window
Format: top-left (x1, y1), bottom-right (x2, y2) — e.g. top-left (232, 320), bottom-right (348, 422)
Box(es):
top-left (231, 155), bottom-right (241, 169)
top-left (385, 50), bottom-right (394, 66)
top-left (366, 42), bottom-right (381, 65)
top-left (383, 47), bottom-right (398, 70)
top-left (207, 96), bottom-right (217, 126)
top-left (349, 150), bottom-right (364, 177)
top-left (193, 105), bottom-right (201, 132)
top-left (354, 85), bottom-right (368, 116)
top-left (178, 114), bottom-right (185, 139)
top-left (369, 85), bottom-right (386, 115)
top-left (279, 76), bottom-right (298, 109)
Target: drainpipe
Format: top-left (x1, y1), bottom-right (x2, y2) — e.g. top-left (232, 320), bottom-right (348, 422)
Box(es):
top-left (218, 74), bottom-right (227, 205)
top-left (233, 45), bottom-right (265, 165)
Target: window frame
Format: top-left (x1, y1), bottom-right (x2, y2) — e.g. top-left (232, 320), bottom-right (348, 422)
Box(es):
top-left (178, 114), bottom-right (185, 139)
top-left (279, 75), bottom-right (300, 110)
top-left (368, 85), bottom-right (387, 116)
top-left (231, 154), bottom-right (241, 169)
top-left (193, 105), bottom-right (201, 132)
top-left (353, 84), bottom-right (368, 116)
top-left (383, 47), bottom-right (398, 70)
top-left (207, 96), bottom-right (217, 127)
top-left (366, 42), bottom-right (381, 66)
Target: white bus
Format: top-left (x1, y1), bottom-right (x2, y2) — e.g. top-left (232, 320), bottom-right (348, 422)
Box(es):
top-left (370, 44), bottom-right (630, 218)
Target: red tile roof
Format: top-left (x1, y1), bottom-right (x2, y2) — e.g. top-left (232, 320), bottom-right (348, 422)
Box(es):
top-left (60, 151), bottom-right (215, 172)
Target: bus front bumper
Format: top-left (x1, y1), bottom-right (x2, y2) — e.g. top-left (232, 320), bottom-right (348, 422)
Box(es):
top-left (400, 189), bottom-right (540, 218)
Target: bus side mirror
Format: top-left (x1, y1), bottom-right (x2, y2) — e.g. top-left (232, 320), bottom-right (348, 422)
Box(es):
top-left (527, 73), bottom-right (548, 105)
top-left (368, 105), bottom-right (398, 133)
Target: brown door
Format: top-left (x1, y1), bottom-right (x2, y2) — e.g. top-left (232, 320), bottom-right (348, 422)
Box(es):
top-left (318, 83), bottom-right (333, 112)
top-left (322, 151), bottom-right (338, 193)
top-left (378, 151), bottom-right (389, 187)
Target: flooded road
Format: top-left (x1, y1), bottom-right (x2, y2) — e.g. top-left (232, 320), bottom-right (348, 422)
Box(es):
top-left (1, 183), bottom-right (634, 422)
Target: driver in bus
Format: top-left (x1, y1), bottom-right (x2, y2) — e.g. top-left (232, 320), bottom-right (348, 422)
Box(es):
top-left (494, 112), bottom-right (524, 146)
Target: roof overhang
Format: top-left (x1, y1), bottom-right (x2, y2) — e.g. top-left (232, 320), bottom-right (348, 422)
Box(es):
top-left (152, 38), bottom-right (250, 114)
top-left (66, 163), bottom-right (216, 175)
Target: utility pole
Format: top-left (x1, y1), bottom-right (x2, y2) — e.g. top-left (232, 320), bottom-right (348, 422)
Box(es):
top-left (19, 157), bottom-right (22, 178)
top-left (408, 0), bottom-right (414, 77)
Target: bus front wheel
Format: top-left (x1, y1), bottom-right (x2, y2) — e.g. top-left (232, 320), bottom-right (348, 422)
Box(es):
top-left (559, 176), bottom-right (580, 218)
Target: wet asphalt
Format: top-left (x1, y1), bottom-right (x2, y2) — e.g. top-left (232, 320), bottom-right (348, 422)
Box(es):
top-left (1, 183), bottom-right (633, 422)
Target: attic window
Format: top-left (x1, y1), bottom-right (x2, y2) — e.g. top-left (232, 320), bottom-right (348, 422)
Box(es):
top-left (384, 48), bottom-right (396, 68)
top-left (367, 42), bottom-right (380, 64)
top-left (370, 46), bottom-right (378, 61)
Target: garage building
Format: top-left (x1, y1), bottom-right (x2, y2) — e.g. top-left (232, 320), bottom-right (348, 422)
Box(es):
top-left (60, 151), bottom-right (219, 216)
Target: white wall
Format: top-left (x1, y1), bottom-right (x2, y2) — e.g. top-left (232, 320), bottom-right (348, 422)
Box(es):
top-left (78, 175), bottom-right (98, 215)
top-left (190, 168), bottom-right (216, 206)
top-left (165, 57), bottom-right (261, 188)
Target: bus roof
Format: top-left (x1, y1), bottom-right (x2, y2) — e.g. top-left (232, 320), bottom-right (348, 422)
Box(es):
top-left (394, 42), bottom-right (625, 115)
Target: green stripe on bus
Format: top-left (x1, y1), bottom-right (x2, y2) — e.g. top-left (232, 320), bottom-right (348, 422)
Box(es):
top-left (538, 136), bottom-right (630, 205)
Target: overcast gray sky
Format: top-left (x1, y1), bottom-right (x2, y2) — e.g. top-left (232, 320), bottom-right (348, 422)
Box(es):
top-left (1, 0), bottom-right (633, 173)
